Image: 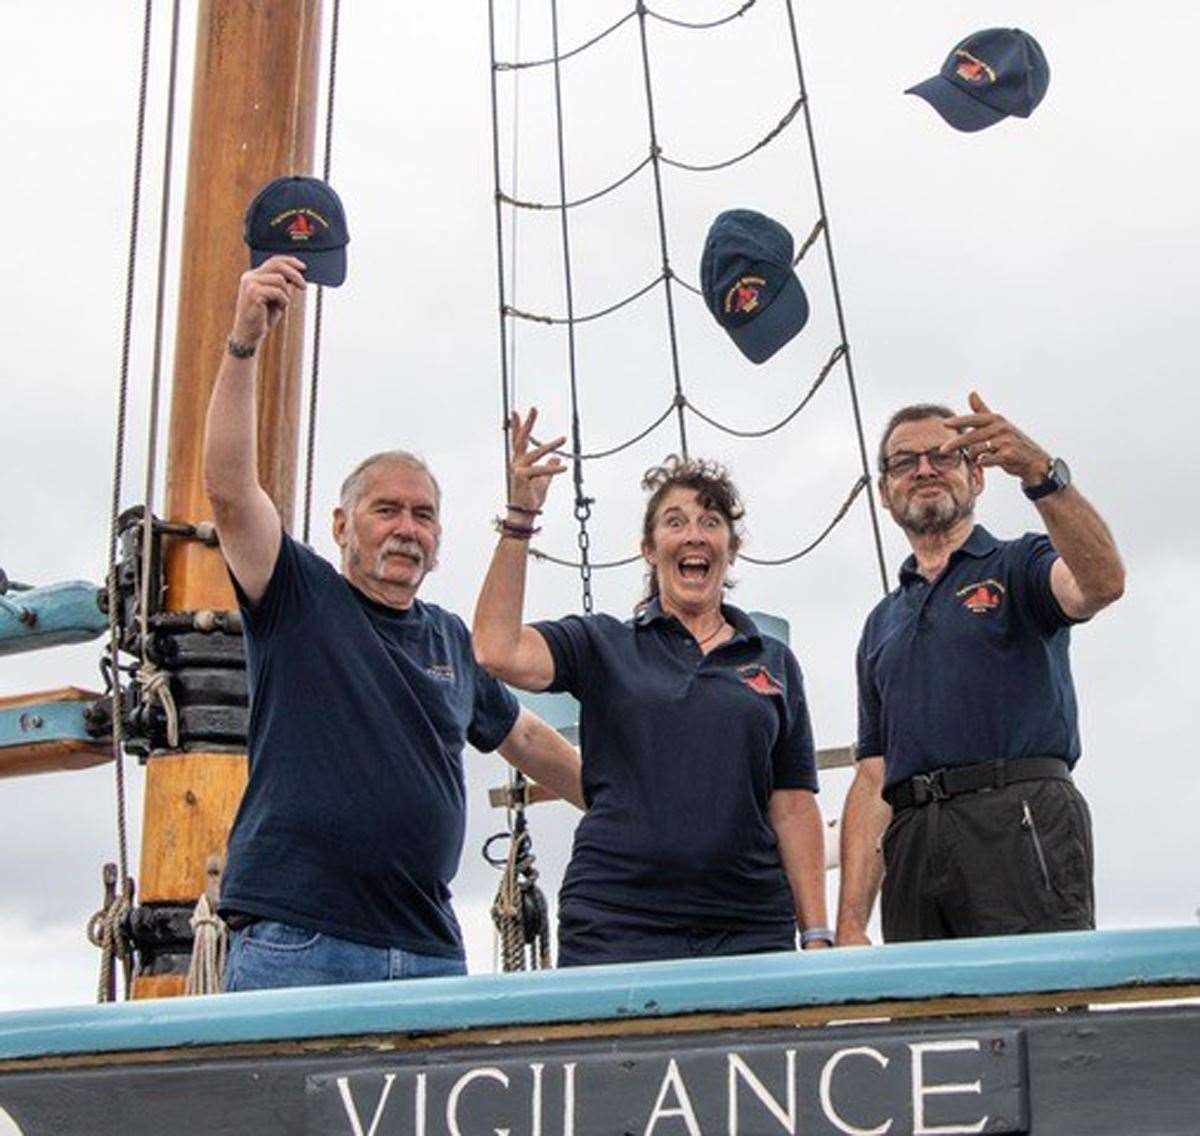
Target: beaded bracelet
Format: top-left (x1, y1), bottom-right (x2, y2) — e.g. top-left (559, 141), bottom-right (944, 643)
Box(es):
top-left (494, 517), bottom-right (541, 540)
top-left (505, 503), bottom-right (543, 517)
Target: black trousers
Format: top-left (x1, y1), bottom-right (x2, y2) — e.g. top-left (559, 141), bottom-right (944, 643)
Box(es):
top-left (557, 896), bottom-right (797, 967)
top-left (881, 776), bottom-right (1095, 942)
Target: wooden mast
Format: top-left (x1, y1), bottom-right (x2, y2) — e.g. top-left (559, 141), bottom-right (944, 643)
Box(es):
top-left (133, 0), bottom-right (322, 1000)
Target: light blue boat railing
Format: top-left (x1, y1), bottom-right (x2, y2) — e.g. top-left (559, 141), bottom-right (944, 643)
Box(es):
top-left (2, 927), bottom-right (1198, 1062)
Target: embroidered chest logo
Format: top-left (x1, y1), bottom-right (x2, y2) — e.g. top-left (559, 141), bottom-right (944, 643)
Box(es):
top-left (724, 275), bottom-right (766, 316)
top-left (738, 663), bottom-right (784, 696)
top-left (957, 578), bottom-right (1005, 614)
top-left (426, 663), bottom-right (456, 681)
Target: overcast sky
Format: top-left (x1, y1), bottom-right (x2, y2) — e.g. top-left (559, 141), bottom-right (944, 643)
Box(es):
top-left (2, 1), bottom-right (1198, 1012)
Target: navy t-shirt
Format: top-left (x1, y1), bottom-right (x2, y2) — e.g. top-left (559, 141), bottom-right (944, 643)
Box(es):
top-left (533, 600), bottom-right (818, 929)
top-left (856, 526), bottom-right (1082, 789)
top-left (220, 534), bottom-right (519, 957)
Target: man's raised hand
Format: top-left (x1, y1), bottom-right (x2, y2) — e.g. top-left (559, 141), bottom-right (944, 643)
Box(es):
top-left (940, 390), bottom-right (1052, 487)
top-left (508, 408), bottom-right (567, 514)
top-left (231, 255), bottom-right (307, 349)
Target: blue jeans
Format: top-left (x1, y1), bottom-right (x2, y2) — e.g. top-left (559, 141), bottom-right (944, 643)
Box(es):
top-left (223, 919), bottom-right (467, 991)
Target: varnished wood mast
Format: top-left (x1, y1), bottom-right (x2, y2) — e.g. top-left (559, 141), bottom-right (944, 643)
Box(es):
top-left (135, 0), bottom-right (323, 1000)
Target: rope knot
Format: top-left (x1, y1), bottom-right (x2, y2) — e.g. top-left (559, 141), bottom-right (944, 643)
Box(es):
top-left (137, 661), bottom-right (179, 748)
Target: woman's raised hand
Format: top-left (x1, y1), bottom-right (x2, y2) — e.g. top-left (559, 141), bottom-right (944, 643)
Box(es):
top-left (508, 408), bottom-right (567, 514)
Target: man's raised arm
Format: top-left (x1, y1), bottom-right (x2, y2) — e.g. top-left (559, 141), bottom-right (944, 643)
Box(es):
top-left (203, 256), bottom-right (307, 604)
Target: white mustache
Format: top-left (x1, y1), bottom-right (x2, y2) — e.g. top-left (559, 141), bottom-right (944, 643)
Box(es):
top-left (380, 538), bottom-right (423, 563)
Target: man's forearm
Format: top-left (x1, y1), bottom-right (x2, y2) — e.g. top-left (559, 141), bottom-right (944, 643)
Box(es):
top-left (836, 767), bottom-right (890, 941)
top-left (1035, 484), bottom-right (1125, 609)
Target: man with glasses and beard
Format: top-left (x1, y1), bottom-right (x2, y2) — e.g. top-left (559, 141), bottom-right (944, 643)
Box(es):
top-left (204, 256), bottom-right (583, 990)
top-left (835, 392), bottom-right (1125, 945)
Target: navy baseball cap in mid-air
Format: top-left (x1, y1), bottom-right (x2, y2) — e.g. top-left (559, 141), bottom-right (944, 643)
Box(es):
top-left (243, 175), bottom-right (349, 286)
top-left (906, 28), bottom-right (1050, 133)
top-left (700, 209), bottom-right (809, 365)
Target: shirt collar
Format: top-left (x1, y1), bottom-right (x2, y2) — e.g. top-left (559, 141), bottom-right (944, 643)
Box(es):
top-left (898, 524), bottom-right (999, 585)
top-left (635, 596), bottom-right (762, 645)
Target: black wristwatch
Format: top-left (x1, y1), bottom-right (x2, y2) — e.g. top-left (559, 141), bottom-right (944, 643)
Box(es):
top-left (1023, 457), bottom-right (1071, 501)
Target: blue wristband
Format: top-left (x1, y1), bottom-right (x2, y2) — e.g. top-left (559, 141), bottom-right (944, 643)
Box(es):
top-left (800, 927), bottom-right (834, 947)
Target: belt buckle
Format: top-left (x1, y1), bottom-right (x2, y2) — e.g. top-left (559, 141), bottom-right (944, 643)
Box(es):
top-left (913, 769), bottom-right (948, 805)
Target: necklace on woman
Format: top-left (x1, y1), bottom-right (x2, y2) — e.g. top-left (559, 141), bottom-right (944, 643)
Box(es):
top-left (696, 617), bottom-right (727, 648)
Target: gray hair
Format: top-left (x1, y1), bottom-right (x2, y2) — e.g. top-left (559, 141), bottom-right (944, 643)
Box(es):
top-left (338, 451), bottom-right (442, 512)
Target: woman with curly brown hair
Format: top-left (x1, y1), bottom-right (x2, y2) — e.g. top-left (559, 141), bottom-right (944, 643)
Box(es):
top-left (473, 408), bottom-right (829, 966)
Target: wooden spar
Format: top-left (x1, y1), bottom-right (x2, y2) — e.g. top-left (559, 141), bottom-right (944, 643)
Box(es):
top-left (133, 0), bottom-right (322, 1000)
top-left (0, 689), bottom-right (108, 779)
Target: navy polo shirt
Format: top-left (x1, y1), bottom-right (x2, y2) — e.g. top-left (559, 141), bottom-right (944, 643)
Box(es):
top-left (533, 600), bottom-right (818, 929)
top-left (221, 534), bottom-right (520, 957)
top-left (856, 525), bottom-right (1082, 789)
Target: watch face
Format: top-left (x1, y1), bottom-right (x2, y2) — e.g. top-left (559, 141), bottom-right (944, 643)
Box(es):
top-left (1050, 457), bottom-right (1071, 488)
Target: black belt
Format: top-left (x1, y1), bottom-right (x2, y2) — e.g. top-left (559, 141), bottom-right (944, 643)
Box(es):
top-left (884, 757), bottom-right (1070, 810)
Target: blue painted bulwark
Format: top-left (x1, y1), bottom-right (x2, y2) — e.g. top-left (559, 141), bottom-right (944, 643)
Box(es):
top-left (0, 695), bottom-right (100, 751)
top-left (1, 927), bottom-right (1198, 1061)
top-left (0, 581), bottom-right (106, 657)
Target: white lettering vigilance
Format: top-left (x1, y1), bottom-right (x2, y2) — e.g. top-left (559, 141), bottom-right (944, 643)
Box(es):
top-left (909, 1041), bottom-right (988, 1136)
top-left (727, 1050), bottom-right (798, 1134)
top-left (446, 1067), bottom-right (511, 1136)
top-left (336, 1073), bottom-right (396, 1136)
top-left (819, 1047), bottom-right (893, 1136)
top-left (644, 1058), bottom-right (703, 1136)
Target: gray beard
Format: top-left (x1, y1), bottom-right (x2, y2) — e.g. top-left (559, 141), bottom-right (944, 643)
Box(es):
top-left (896, 490), bottom-right (974, 536)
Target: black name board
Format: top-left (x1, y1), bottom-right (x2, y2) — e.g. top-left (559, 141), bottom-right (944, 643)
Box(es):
top-left (308, 1028), bottom-right (1027, 1135)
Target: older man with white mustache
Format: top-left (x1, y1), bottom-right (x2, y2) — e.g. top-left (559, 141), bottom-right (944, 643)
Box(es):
top-left (203, 256), bottom-right (583, 991)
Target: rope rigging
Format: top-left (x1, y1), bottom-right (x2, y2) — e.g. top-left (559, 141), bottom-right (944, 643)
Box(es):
top-left (658, 96), bottom-right (805, 174)
top-left (95, 0), bottom-right (159, 1005)
top-left (528, 341), bottom-right (843, 464)
top-left (487, 0), bottom-right (552, 972)
top-left (547, 0), bottom-right (597, 617)
top-left (488, 0), bottom-right (890, 598)
top-left (301, 0), bottom-right (343, 545)
top-left (527, 475), bottom-right (867, 571)
top-left (492, 0), bottom-right (762, 70)
top-left (498, 153), bottom-right (654, 212)
top-left (493, 91), bottom-right (806, 212)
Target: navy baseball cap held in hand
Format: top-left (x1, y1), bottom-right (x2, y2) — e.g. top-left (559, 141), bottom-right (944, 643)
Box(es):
top-left (906, 28), bottom-right (1050, 133)
top-left (244, 175), bottom-right (349, 286)
top-left (700, 209), bottom-right (809, 364)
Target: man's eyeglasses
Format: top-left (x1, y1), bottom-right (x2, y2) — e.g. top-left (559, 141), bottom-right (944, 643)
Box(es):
top-left (881, 447), bottom-right (967, 477)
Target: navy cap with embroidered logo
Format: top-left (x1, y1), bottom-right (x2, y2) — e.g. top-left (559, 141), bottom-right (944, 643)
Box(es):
top-left (700, 209), bottom-right (809, 365)
top-left (906, 28), bottom-right (1050, 133)
top-left (243, 175), bottom-right (349, 287)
